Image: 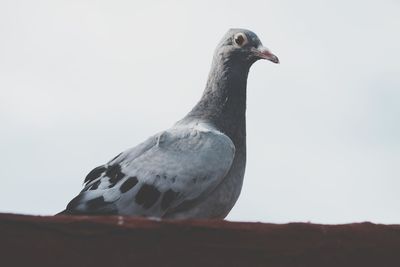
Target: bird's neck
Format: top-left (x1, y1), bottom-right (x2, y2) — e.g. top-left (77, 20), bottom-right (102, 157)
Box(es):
top-left (183, 52), bottom-right (250, 148)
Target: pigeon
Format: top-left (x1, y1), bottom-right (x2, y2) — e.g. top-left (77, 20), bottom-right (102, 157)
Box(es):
top-left (58, 28), bottom-right (279, 219)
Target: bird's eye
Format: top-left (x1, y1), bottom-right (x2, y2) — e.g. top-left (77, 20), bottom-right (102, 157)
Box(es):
top-left (233, 33), bottom-right (248, 47)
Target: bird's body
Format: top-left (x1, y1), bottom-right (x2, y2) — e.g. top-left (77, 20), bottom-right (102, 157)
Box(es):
top-left (60, 29), bottom-right (278, 219)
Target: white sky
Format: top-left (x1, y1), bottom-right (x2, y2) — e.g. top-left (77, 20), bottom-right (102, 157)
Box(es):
top-left (0, 0), bottom-right (399, 223)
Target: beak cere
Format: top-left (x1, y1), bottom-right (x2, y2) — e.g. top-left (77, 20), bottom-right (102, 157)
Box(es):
top-left (255, 46), bottom-right (279, 64)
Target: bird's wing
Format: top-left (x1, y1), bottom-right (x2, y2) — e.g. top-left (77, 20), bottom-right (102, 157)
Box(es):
top-left (65, 123), bottom-right (235, 216)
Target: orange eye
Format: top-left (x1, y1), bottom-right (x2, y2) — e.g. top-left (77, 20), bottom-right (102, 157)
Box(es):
top-left (234, 33), bottom-right (248, 47)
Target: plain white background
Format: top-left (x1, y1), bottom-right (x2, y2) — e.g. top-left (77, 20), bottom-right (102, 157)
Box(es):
top-left (0, 0), bottom-right (399, 223)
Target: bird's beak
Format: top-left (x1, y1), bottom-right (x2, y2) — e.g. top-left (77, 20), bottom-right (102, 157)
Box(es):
top-left (254, 46), bottom-right (279, 64)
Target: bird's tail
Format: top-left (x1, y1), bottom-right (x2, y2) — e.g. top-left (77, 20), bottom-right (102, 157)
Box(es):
top-left (55, 209), bottom-right (71, 216)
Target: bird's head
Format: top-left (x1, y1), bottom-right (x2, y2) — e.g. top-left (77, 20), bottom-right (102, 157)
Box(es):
top-left (216, 28), bottom-right (279, 66)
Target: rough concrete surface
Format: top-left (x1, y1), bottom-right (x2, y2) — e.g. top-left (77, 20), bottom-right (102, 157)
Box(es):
top-left (0, 213), bottom-right (399, 267)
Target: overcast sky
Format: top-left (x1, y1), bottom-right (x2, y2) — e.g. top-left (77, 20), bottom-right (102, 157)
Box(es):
top-left (0, 0), bottom-right (399, 223)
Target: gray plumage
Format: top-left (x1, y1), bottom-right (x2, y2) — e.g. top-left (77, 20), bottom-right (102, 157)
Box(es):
top-left (59, 28), bottom-right (279, 219)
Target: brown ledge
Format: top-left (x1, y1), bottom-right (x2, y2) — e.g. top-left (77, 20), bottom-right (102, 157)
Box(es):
top-left (1, 213), bottom-right (399, 267)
